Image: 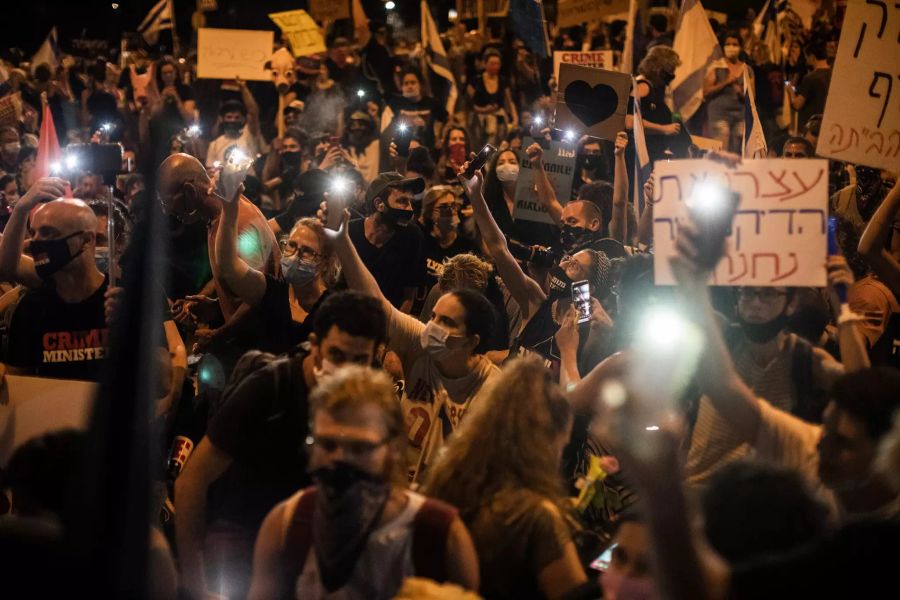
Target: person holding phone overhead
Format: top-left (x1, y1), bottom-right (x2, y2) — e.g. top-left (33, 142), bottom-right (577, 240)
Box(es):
top-left (381, 68), bottom-right (447, 152)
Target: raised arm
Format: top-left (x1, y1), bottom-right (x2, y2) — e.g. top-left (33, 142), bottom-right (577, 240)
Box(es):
top-left (525, 143), bottom-right (563, 225)
top-left (459, 166), bottom-right (546, 320)
top-left (858, 178), bottom-right (900, 296)
top-left (0, 178), bottom-right (68, 288)
top-left (239, 79), bottom-right (261, 139)
top-left (213, 185), bottom-right (268, 307)
top-left (325, 209), bottom-right (393, 316)
top-left (636, 173), bottom-right (655, 248)
top-left (609, 131), bottom-right (629, 243)
top-left (827, 255), bottom-right (871, 374)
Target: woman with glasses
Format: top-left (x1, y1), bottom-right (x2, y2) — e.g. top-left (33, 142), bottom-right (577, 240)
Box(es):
top-left (215, 202), bottom-right (337, 353)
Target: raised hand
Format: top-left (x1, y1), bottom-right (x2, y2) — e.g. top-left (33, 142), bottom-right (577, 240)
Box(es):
top-left (17, 177), bottom-right (68, 211)
top-left (614, 131), bottom-right (628, 155)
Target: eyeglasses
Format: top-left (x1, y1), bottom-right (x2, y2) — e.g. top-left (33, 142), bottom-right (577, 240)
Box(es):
top-left (280, 239), bottom-right (321, 260)
top-left (307, 435), bottom-right (388, 458)
top-left (737, 288), bottom-right (788, 303)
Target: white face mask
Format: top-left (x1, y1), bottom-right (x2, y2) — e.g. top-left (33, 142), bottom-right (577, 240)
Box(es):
top-left (419, 321), bottom-right (467, 360)
top-left (724, 45), bottom-right (741, 59)
top-left (496, 163), bottom-right (519, 183)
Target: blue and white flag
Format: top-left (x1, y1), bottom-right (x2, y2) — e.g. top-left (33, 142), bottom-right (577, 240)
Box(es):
top-left (632, 77), bottom-right (652, 216)
top-left (421, 0), bottom-right (458, 115)
top-left (139, 0), bottom-right (174, 46)
top-left (671, 0), bottom-right (721, 120)
top-left (31, 27), bottom-right (60, 74)
top-left (509, 0), bottom-right (551, 59)
top-left (742, 65), bottom-right (768, 158)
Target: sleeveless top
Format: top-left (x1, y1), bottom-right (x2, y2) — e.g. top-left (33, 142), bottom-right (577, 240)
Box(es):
top-left (471, 73), bottom-right (508, 108)
top-left (285, 489), bottom-right (425, 599)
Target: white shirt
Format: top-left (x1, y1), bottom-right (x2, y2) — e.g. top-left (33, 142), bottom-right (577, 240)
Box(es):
top-left (205, 125), bottom-right (260, 167)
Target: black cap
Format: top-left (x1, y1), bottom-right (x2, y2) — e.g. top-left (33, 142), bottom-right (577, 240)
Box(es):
top-left (366, 172), bottom-right (425, 205)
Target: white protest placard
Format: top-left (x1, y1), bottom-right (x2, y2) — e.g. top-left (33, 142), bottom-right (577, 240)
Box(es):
top-left (553, 50), bottom-right (614, 83)
top-left (555, 64), bottom-right (631, 142)
top-left (0, 375), bottom-right (97, 466)
top-left (817, 2), bottom-right (900, 172)
top-left (197, 28), bottom-right (273, 81)
top-left (514, 137), bottom-right (576, 224)
top-left (557, 0), bottom-right (627, 28)
top-left (652, 158), bottom-right (828, 287)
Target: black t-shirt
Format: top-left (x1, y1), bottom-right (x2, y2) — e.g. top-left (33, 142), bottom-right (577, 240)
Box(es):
top-left (6, 275), bottom-right (110, 381)
top-left (257, 275), bottom-right (329, 354)
top-left (386, 95), bottom-right (448, 148)
top-left (796, 67), bottom-right (832, 128)
top-left (206, 351), bottom-right (311, 530)
top-left (413, 226), bottom-right (478, 316)
top-left (348, 218), bottom-right (426, 308)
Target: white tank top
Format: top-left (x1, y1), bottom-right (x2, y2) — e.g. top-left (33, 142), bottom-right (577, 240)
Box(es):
top-left (282, 489), bottom-right (425, 600)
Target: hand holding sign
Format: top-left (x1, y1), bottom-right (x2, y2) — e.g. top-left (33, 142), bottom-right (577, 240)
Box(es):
top-left (554, 64), bottom-right (630, 142)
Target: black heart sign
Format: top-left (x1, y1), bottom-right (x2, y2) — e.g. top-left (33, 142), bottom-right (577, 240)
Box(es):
top-left (563, 81), bottom-right (619, 127)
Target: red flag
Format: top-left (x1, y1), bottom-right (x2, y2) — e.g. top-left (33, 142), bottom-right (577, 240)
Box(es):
top-left (35, 100), bottom-right (62, 179)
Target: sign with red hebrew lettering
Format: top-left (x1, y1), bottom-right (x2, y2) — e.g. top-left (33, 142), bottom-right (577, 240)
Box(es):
top-left (653, 158), bottom-right (828, 287)
top-left (817, 1), bottom-right (900, 171)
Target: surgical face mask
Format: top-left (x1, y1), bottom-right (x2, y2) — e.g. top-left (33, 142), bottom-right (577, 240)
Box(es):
top-left (496, 163), bottom-right (519, 183)
top-left (420, 320), bottom-right (468, 360)
top-left (724, 45), bottom-right (741, 60)
top-left (2, 142), bottom-right (20, 157)
top-left (281, 254), bottom-right (318, 287)
top-left (94, 246), bottom-right (110, 273)
top-left (27, 231), bottom-right (86, 281)
top-left (281, 150), bottom-right (302, 168)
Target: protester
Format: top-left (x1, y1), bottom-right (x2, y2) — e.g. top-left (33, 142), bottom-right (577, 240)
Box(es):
top-left (248, 365), bottom-right (479, 598)
top-left (206, 85), bottom-right (261, 167)
top-left (468, 49), bottom-right (518, 145)
top-left (627, 46), bottom-right (685, 163)
top-left (786, 41), bottom-right (832, 132)
top-left (704, 32), bottom-right (748, 152)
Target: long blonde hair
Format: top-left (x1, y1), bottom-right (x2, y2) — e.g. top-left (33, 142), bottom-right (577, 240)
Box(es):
top-left (422, 356), bottom-right (573, 522)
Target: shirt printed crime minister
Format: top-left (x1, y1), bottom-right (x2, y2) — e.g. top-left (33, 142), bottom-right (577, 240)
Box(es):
top-left (388, 310), bottom-right (499, 482)
top-left (6, 275), bottom-right (110, 381)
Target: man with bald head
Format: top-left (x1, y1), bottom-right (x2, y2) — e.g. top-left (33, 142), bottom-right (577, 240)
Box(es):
top-left (0, 177), bottom-right (110, 380)
top-left (158, 153), bottom-right (278, 336)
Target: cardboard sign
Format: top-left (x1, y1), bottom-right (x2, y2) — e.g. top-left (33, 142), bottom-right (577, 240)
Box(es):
top-left (557, 0), bottom-right (627, 28)
top-left (197, 28), bottom-right (273, 81)
top-left (817, 2), bottom-right (900, 172)
top-left (553, 50), bottom-right (614, 83)
top-left (513, 137), bottom-right (577, 224)
top-left (309, 0), bottom-right (350, 22)
top-left (269, 10), bottom-right (327, 58)
top-left (555, 64), bottom-right (630, 142)
top-left (0, 375), bottom-right (97, 466)
top-left (0, 93), bottom-right (23, 128)
top-left (653, 158), bottom-right (828, 287)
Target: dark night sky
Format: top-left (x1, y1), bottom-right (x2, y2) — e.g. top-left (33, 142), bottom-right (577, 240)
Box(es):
top-left (9, 0), bottom-right (763, 57)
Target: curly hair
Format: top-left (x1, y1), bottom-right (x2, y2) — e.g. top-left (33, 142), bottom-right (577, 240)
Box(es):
top-left (438, 253), bottom-right (493, 294)
top-left (637, 46), bottom-right (681, 83)
top-left (289, 217), bottom-right (340, 287)
top-left (422, 356), bottom-right (574, 523)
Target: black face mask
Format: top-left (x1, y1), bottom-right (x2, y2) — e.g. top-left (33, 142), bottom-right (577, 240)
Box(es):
top-left (661, 71), bottom-right (675, 85)
top-left (222, 121), bottom-right (244, 137)
top-left (738, 313), bottom-right (790, 344)
top-left (380, 205), bottom-right (414, 228)
top-left (560, 224), bottom-right (595, 253)
top-left (28, 231), bottom-right (85, 281)
top-left (281, 150), bottom-right (302, 168)
top-left (311, 461), bottom-right (391, 592)
top-left (548, 264), bottom-right (574, 300)
top-left (579, 154), bottom-right (602, 171)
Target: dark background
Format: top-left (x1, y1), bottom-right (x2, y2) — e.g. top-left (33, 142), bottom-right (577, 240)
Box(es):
top-left (9, 0), bottom-right (762, 57)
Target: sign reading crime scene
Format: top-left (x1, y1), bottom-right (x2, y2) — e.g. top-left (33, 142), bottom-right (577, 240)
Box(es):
top-left (817, 1), bottom-right (900, 171)
top-left (197, 28), bottom-right (273, 81)
top-left (553, 50), bottom-right (614, 82)
top-left (652, 158), bottom-right (828, 287)
top-left (513, 137), bottom-right (576, 224)
top-left (269, 9), bottom-right (327, 57)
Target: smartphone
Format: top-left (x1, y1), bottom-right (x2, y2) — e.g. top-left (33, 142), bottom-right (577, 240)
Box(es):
top-left (590, 544), bottom-right (617, 572)
top-left (393, 123), bottom-right (412, 157)
top-left (463, 143), bottom-right (498, 178)
top-left (572, 280), bottom-right (592, 324)
top-left (326, 191), bottom-right (345, 231)
top-left (686, 187), bottom-right (740, 269)
top-left (327, 135), bottom-right (340, 148)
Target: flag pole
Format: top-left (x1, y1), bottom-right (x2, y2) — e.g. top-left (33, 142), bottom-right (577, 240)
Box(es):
top-left (170, 0), bottom-right (182, 56)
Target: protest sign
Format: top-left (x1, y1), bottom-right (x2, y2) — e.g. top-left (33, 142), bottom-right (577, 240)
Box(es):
top-left (0, 93), bottom-right (23, 128)
top-left (269, 10), bottom-right (327, 57)
top-left (555, 64), bottom-right (630, 141)
top-left (691, 134), bottom-right (724, 152)
top-left (652, 158), bottom-right (828, 287)
top-left (513, 137), bottom-right (576, 224)
top-left (197, 28), bottom-right (273, 81)
top-left (557, 0), bottom-right (627, 28)
top-left (0, 375), bottom-right (97, 466)
top-left (309, 0), bottom-right (350, 22)
top-left (553, 50), bottom-right (614, 83)
top-left (817, 2), bottom-right (900, 172)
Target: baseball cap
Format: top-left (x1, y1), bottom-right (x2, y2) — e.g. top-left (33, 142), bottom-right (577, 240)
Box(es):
top-left (366, 172), bottom-right (425, 205)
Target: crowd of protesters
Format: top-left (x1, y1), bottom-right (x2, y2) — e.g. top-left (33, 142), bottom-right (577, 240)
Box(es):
top-left (0, 2), bottom-right (899, 599)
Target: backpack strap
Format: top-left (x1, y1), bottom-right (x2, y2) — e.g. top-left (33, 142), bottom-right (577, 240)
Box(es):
top-left (411, 497), bottom-right (458, 583)
top-left (280, 487), bottom-right (317, 600)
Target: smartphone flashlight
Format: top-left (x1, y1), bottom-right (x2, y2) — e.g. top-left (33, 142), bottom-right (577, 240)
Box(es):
top-left (533, 115), bottom-right (543, 126)
top-left (636, 306), bottom-right (694, 354)
top-left (50, 161), bottom-right (62, 175)
top-left (687, 181), bottom-right (728, 218)
top-left (397, 122), bottom-right (408, 134)
top-left (564, 129), bottom-right (576, 141)
top-left (187, 124), bottom-right (201, 138)
top-left (65, 154), bottom-right (79, 170)
top-left (357, 89), bottom-right (365, 98)
top-left (330, 176), bottom-right (348, 194)
top-left (101, 122), bottom-right (114, 133)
